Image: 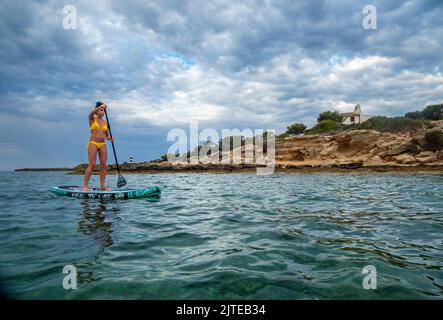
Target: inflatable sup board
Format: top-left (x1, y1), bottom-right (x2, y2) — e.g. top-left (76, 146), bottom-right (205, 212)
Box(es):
top-left (51, 186), bottom-right (161, 199)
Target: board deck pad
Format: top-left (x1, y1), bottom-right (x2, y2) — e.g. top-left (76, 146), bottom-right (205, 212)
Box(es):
top-left (51, 186), bottom-right (161, 199)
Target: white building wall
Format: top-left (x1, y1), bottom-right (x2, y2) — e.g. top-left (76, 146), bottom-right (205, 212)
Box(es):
top-left (342, 116), bottom-right (360, 125)
top-left (342, 115), bottom-right (372, 125)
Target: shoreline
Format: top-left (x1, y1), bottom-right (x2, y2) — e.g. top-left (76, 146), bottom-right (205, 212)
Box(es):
top-left (14, 125), bottom-right (443, 175)
top-left (14, 168), bottom-right (73, 172)
top-left (15, 163), bottom-right (443, 174)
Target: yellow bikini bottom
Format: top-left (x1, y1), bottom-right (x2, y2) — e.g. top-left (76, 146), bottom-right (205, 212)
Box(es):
top-left (87, 141), bottom-right (106, 150)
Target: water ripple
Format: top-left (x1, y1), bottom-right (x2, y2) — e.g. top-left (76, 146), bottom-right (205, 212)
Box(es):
top-left (0, 172), bottom-right (442, 299)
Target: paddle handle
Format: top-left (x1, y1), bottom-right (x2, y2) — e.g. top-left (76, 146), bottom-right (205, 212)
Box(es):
top-left (104, 109), bottom-right (121, 174)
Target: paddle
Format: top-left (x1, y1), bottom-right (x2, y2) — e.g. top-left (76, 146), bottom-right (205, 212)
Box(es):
top-left (104, 108), bottom-right (127, 188)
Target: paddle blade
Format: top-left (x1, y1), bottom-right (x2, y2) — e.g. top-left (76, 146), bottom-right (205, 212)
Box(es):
top-left (117, 174), bottom-right (127, 188)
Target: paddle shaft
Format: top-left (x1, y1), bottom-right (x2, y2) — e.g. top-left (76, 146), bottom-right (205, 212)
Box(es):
top-left (104, 109), bottom-right (121, 174)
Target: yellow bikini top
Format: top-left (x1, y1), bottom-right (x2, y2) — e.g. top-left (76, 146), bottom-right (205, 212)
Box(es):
top-left (90, 116), bottom-right (108, 132)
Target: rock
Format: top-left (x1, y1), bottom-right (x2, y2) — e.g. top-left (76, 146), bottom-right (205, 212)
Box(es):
top-left (393, 154), bottom-right (417, 164)
top-left (15, 167), bottom-right (73, 172)
top-left (319, 143), bottom-right (338, 156)
top-left (369, 156), bottom-right (383, 163)
top-left (415, 151), bottom-right (438, 163)
top-left (332, 162), bottom-right (364, 169)
top-left (386, 140), bottom-right (411, 156)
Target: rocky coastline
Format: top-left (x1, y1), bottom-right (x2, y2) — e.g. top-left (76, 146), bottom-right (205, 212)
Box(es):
top-left (15, 122), bottom-right (443, 174)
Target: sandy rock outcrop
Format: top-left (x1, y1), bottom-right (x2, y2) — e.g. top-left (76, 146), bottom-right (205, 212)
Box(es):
top-left (275, 126), bottom-right (442, 167)
top-left (393, 154), bottom-right (417, 164)
top-left (415, 151), bottom-right (438, 164)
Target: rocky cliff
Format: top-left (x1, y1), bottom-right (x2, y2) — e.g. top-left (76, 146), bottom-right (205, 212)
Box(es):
top-left (275, 123), bottom-right (443, 167)
top-left (69, 121), bottom-right (443, 174)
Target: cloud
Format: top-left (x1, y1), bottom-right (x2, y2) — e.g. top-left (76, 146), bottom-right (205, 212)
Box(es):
top-left (0, 0), bottom-right (443, 169)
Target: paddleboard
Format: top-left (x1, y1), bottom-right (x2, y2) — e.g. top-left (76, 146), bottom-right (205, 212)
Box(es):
top-left (50, 186), bottom-right (161, 199)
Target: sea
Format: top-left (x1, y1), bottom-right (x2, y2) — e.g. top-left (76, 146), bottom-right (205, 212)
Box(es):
top-left (0, 171), bottom-right (442, 299)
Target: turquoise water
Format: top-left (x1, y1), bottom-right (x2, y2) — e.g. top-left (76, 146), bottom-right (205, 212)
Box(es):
top-left (0, 171), bottom-right (442, 299)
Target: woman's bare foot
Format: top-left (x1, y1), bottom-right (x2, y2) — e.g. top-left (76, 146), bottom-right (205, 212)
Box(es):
top-left (82, 186), bottom-right (89, 191)
top-left (100, 186), bottom-right (111, 191)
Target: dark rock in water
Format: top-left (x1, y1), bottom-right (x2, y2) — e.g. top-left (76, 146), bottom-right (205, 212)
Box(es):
top-left (332, 162), bottom-right (364, 169)
top-left (15, 167), bottom-right (73, 172)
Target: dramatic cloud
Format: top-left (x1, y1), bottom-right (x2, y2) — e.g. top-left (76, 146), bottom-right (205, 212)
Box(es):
top-left (0, 0), bottom-right (442, 170)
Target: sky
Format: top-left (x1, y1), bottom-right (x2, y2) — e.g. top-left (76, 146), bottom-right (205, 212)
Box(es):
top-left (0, 0), bottom-right (442, 170)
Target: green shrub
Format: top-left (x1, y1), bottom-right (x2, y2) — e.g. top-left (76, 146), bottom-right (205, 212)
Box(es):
top-left (356, 116), bottom-right (428, 132)
top-left (286, 123), bottom-right (306, 135)
top-left (405, 110), bottom-right (422, 120)
top-left (406, 140), bottom-right (420, 154)
top-left (317, 111), bottom-right (344, 123)
top-left (306, 120), bottom-right (342, 135)
top-left (217, 136), bottom-right (245, 152)
top-left (405, 104), bottom-right (443, 120)
top-left (425, 130), bottom-right (443, 151)
top-left (422, 104), bottom-right (443, 120)
top-left (150, 153), bottom-right (176, 162)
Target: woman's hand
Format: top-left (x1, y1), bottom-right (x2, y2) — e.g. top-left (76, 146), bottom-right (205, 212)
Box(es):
top-left (108, 137), bottom-right (115, 142)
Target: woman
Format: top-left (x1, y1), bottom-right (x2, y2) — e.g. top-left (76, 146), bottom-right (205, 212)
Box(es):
top-left (83, 101), bottom-right (114, 191)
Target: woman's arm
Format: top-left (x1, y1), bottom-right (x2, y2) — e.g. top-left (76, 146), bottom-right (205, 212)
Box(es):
top-left (88, 103), bottom-right (107, 120)
top-left (106, 130), bottom-right (114, 141)
top-left (88, 108), bottom-right (99, 121)
top-left (105, 114), bottom-right (113, 140)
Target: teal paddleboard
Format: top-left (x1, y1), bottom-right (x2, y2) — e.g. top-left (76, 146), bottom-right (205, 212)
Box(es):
top-left (51, 186), bottom-right (161, 199)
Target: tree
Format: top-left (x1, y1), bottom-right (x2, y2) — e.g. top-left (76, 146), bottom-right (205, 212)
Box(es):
top-left (425, 130), bottom-right (443, 151)
top-left (405, 110), bottom-right (422, 119)
top-left (421, 104), bottom-right (443, 121)
top-left (317, 111), bottom-right (344, 123)
top-left (306, 120), bottom-right (342, 135)
top-left (358, 116), bottom-right (428, 132)
top-left (286, 123), bottom-right (306, 135)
